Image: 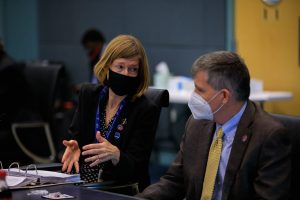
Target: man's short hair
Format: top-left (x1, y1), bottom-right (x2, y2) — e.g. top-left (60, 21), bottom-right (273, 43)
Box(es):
top-left (81, 29), bottom-right (105, 45)
top-left (191, 51), bottom-right (250, 101)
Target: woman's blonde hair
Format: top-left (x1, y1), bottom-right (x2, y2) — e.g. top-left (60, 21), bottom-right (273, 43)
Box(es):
top-left (94, 35), bottom-right (150, 99)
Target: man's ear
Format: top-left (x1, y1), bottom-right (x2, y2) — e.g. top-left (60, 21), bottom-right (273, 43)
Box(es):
top-left (222, 89), bottom-right (231, 104)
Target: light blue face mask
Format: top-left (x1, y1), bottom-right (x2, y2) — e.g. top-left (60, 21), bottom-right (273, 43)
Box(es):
top-left (188, 90), bottom-right (225, 120)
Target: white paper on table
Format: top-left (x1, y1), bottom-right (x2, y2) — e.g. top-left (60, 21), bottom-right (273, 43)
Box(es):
top-left (26, 170), bottom-right (78, 179)
top-left (7, 168), bottom-right (79, 180)
top-left (6, 175), bottom-right (27, 187)
top-left (5, 168), bottom-right (81, 187)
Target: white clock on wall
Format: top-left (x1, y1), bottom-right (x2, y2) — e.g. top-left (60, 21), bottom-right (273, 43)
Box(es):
top-left (261, 0), bottom-right (281, 6)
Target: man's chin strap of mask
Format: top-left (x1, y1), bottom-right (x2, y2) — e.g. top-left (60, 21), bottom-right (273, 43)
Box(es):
top-left (208, 90), bottom-right (225, 118)
top-left (210, 101), bottom-right (225, 117)
top-left (207, 90), bottom-right (223, 104)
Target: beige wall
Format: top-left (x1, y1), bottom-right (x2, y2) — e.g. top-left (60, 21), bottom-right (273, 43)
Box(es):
top-left (235, 0), bottom-right (300, 115)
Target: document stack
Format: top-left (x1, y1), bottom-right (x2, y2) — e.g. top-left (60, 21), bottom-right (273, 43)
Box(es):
top-left (2, 163), bottom-right (81, 189)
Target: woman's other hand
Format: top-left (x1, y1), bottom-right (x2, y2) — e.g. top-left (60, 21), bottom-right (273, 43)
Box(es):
top-left (82, 131), bottom-right (120, 167)
top-left (61, 140), bottom-right (81, 173)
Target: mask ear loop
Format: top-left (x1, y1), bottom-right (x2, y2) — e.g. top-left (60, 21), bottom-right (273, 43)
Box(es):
top-left (209, 90), bottom-right (226, 115)
top-left (212, 102), bottom-right (225, 115)
top-left (207, 90), bottom-right (223, 104)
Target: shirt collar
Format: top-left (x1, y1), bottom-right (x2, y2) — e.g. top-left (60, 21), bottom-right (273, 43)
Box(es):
top-left (216, 102), bottom-right (247, 139)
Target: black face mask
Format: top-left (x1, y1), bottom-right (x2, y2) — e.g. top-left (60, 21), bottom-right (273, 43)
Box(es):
top-left (105, 69), bottom-right (139, 96)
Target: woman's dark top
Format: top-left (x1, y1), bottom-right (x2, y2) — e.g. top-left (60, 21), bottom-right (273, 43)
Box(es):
top-left (69, 84), bottom-right (159, 191)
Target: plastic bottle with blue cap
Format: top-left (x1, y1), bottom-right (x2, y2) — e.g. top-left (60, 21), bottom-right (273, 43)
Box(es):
top-left (153, 61), bottom-right (170, 89)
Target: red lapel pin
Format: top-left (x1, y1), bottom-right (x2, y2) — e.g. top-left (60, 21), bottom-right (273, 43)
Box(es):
top-left (241, 135), bottom-right (248, 142)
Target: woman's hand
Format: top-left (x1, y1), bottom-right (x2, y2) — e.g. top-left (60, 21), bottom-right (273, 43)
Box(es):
top-left (61, 140), bottom-right (81, 173)
top-left (82, 131), bottom-right (120, 167)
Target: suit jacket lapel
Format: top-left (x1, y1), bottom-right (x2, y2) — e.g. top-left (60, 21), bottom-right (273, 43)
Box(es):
top-left (113, 99), bottom-right (131, 148)
top-left (222, 101), bottom-right (256, 200)
top-left (88, 86), bottom-right (102, 143)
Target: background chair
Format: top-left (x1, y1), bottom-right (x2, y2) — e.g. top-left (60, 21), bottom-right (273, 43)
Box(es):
top-left (11, 64), bottom-right (67, 164)
top-left (144, 87), bottom-right (169, 139)
top-left (144, 87), bottom-right (169, 108)
top-left (271, 113), bottom-right (300, 200)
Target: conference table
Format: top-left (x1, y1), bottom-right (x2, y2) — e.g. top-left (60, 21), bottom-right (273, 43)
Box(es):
top-left (168, 90), bottom-right (293, 105)
top-left (11, 184), bottom-right (144, 200)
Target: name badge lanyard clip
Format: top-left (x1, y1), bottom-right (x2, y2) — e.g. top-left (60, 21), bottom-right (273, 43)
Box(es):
top-left (95, 86), bottom-right (126, 141)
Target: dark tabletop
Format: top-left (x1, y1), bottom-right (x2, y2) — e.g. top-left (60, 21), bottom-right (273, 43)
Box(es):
top-left (12, 184), bottom-right (144, 200)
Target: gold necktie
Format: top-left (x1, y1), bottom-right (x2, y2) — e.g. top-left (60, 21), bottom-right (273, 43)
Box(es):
top-left (200, 128), bottom-right (223, 200)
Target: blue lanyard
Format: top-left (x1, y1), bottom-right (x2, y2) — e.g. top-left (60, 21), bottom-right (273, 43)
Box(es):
top-left (95, 86), bottom-right (126, 141)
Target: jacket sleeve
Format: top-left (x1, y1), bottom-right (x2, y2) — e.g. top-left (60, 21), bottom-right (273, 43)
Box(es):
top-left (136, 118), bottom-right (193, 200)
top-left (67, 84), bottom-right (95, 145)
top-left (254, 126), bottom-right (291, 200)
top-left (67, 86), bottom-right (84, 141)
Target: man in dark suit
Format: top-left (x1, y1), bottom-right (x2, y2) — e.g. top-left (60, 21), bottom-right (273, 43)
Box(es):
top-left (137, 51), bottom-right (290, 200)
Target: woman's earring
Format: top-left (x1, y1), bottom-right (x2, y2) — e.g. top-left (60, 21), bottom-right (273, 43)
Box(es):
top-left (106, 71), bottom-right (109, 80)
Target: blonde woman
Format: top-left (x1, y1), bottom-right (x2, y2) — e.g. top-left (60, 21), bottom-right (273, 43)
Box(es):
top-left (61, 35), bottom-right (159, 191)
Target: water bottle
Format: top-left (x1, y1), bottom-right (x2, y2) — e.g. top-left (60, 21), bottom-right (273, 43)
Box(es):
top-left (0, 170), bottom-right (12, 200)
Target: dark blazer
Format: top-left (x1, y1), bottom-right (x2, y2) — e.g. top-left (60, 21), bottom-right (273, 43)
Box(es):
top-left (69, 84), bottom-right (159, 191)
top-left (138, 101), bottom-right (291, 200)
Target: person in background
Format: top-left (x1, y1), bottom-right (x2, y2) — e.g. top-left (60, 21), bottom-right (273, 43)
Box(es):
top-left (81, 29), bottom-right (106, 83)
top-left (0, 40), bottom-right (27, 128)
top-left (137, 51), bottom-right (290, 200)
top-left (61, 34), bottom-right (159, 191)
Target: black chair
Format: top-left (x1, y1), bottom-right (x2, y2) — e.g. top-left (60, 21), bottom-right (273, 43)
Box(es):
top-left (144, 87), bottom-right (169, 108)
top-left (11, 64), bottom-right (66, 164)
top-left (82, 88), bottom-right (169, 195)
top-left (144, 87), bottom-right (169, 140)
top-left (271, 113), bottom-right (300, 200)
